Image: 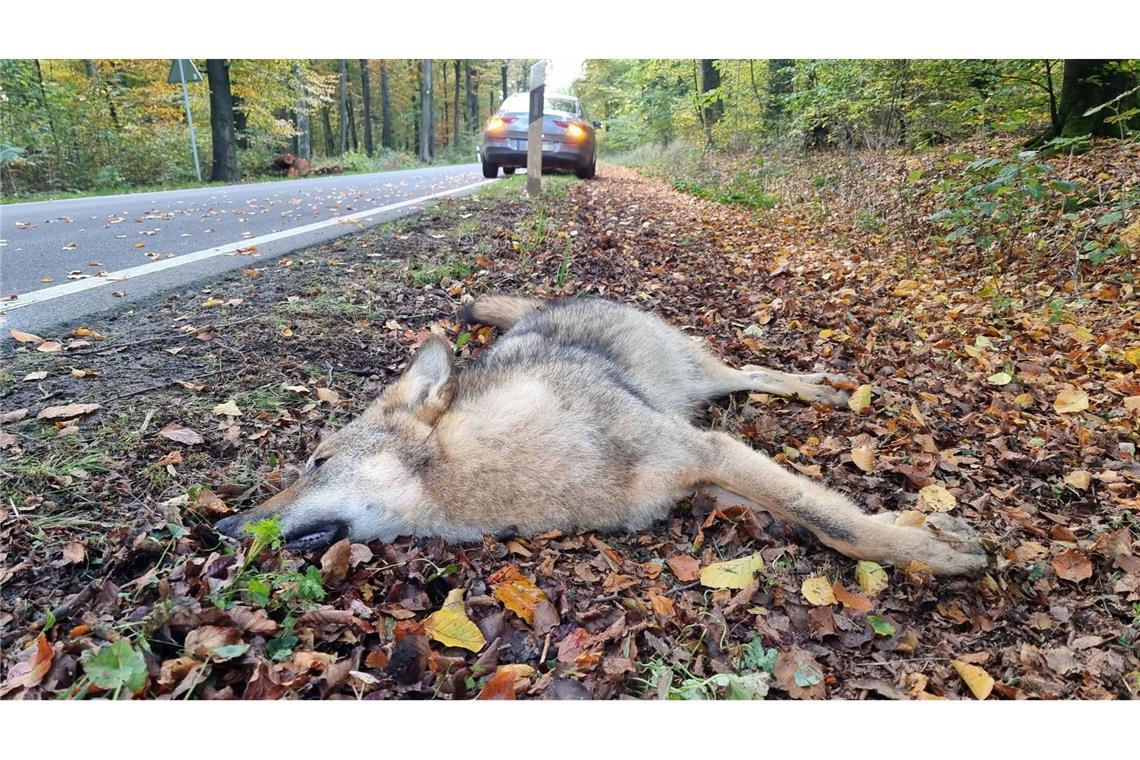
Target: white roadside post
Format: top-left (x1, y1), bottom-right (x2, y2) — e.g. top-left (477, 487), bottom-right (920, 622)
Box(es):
top-left (168, 59), bottom-right (203, 182)
top-left (526, 61), bottom-right (546, 198)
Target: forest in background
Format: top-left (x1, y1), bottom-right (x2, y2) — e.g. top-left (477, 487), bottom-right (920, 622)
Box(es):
top-left (0, 59), bottom-right (543, 196)
top-left (2, 59), bottom-right (1137, 199)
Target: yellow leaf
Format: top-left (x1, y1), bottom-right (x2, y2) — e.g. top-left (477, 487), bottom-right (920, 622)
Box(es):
top-left (489, 565), bottom-right (550, 625)
top-left (974, 336), bottom-right (993, 349)
top-left (201, 297), bottom-right (223, 308)
top-left (951, 660), bottom-right (994, 700)
top-left (423, 593), bottom-right (486, 653)
top-left (699, 553), bottom-right (765, 589)
top-left (1064, 470), bottom-right (1091, 491)
top-left (847, 384), bottom-right (873, 414)
top-left (211, 400), bottom-right (242, 417)
top-left (892, 279), bottom-right (920, 296)
top-left (986, 371), bottom-right (1012, 386)
top-left (1054, 388), bottom-right (1089, 414)
top-left (1013, 393), bottom-right (1034, 409)
top-left (850, 443), bottom-right (875, 472)
top-left (1124, 346), bottom-right (1140, 368)
top-left (918, 483), bottom-right (957, 512)
top-left (855, 561), bottom-right (889, 595)
top-left (801, 576), bottom-right (837, 606)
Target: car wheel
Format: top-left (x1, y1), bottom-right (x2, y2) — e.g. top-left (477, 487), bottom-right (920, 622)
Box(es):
top-left (481, 159), bottom-right (498, 179)
top-left (502, 167), bottom-right (516, 175)
top-left (576, 156), bottom-right (596, 180)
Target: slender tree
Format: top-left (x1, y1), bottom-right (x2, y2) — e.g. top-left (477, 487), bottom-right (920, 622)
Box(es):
top-left (380, 61), bottom-right (393, 150)
top-left (453, 60), bottom-right (462, 147)
top-left (767, 59), bottom-right (794, 126)
top-left (419, 59), bottom-right (433, 161)
top-left (501, 60), bottom-right (508, 101)
top-left (337, 59), bottom-right (348, 155)
top-left (293, 61), bottom-right (311, 160)
top-left (360, 59), bottom-right (374, 156)
top-left (465, 61), bottom-right (478, 134)
top-left (206, 59), bottom-right (239, 183)
top-left (700, 59), bottom-right (723, 145)
top-left (321, 106), bottom-right (335, 156)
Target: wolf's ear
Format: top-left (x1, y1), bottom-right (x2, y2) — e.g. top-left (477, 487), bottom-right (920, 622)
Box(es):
top-left (377, 336), bottom-right (455, 424)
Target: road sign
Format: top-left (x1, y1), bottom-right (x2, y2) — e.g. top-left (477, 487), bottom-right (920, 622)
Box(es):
top-left (169, 59), bottom-right (202, 182)
top-left (167, 59), bottom-right (202, 85)
top-left (528, 61), bottom-right (546, 90)
top-left (527, 61), bottom-right (547, 198)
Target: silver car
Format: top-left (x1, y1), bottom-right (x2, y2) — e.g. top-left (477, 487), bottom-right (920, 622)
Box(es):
top-left (481, 93), bottom-right (598, 180)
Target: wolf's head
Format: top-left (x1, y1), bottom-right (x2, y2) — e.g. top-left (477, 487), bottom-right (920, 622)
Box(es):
top-left (214, 336), bottom-right (455, 552)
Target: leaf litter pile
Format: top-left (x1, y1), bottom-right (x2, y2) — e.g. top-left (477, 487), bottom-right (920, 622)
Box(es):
top-left (2, 142), bottom-right (1138, 700)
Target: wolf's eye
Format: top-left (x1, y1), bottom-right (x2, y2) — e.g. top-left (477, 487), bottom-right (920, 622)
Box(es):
top-left (308, 454), bottom-right (330, 473)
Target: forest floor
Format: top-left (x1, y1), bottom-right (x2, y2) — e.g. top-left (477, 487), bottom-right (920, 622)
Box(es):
top-left (1, 143), bottom-right (1137, 699)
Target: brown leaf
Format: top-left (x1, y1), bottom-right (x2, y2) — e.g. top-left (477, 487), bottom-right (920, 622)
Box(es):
top-left (319, 538), bottom-right (352, 584)
top-left (666, 554), bottom-right (700, 582)
top-left (773, 647), bottom-right (826, 699)
top-left (477, 666), bottom-right (519, 700)
top-left (62, 541), bottom-right (86, 564)
top-left (184, 625), bottom-right (241, 659)
top-left (159, 423), bottom-right (204, 445)
top-left (1052, 549), bottom-right (1093, 583)
top-left (10, 329), bottom-right (44, 345)
top-left (37, 403), bottom-right (101, 421)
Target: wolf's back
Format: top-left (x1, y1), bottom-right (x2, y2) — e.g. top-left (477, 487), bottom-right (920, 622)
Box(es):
top-left (459, 295), bottom-right (545, 330)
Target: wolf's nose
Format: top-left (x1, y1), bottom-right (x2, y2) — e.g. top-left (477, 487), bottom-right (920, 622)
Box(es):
top-left (215, 514), bottom-right (241, 537)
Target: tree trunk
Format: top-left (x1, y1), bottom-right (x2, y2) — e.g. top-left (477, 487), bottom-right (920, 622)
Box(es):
top-left (465, 62), bottom-right (478, 134)
top-left (347, 94), bottom-right (359, 152)
top-left (453, 60), bottom-right (462, 147)
top-left (359, 59), bottom-right (374, 156)
top-left (766, 59), bottom-right (794, 126)
top-left (233, 94), bottom-right (249, 149)
top-left (419, 59), bottom-right (433, 162)
top-left (337, 59), bottom-right (348, 155)
top-left (380, 61), bottom-right (393, 150)
top-left (441, 62), bottom-right (450, 148)
top-left (1053, 59), bottom-right (1140, 139)
top-left (294, 61), bottom-right (311, 160)
top-left (321, 106), bottom-right (334, 156)
top-left (501, 60), bottom-right (508, 101)
top-left (206, 59), bottom-right (239, 183)
top-left (700, 59), bottom-right (723, 145)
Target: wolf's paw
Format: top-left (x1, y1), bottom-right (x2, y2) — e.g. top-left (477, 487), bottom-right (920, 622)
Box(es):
top-left (872, 510), bottom-right (987, 576)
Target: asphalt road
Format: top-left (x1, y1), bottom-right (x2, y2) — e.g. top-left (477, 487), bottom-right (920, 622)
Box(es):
top-left (0, 163), bottom-right (487, 297)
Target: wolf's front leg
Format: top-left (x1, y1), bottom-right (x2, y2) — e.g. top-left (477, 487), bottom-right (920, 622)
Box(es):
top-left (693, 432), bottom-right (986, 576)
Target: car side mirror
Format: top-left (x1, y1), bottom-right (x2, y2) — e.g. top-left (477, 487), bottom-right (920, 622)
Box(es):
top-left (593, 121), bottom-right (602, 130)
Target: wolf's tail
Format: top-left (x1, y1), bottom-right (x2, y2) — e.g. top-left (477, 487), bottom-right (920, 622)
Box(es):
top-left (458, 295), bottom-right (545, 330)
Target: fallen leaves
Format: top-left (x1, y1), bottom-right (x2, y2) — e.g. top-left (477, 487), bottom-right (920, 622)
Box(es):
top-left (159, 423), bottom-right (204, 445)
top-left (854, 561), bottom-right (889, 595)
top-left (666, 554), bottom-right (700, 582)
top-left (951, 660), bottom-right (994, 700)
top-left (1051, 549), bottom-right (1093, 584)
top-left (37, 403), bottom-right (101, 421)
top-left (423, 589), bottom-right (486, 652)
top-left (489, 565), bottom-right (550, 626)
top-left (801, 576), bottom-right (837, 606)
top-left (699, 552), bottom-right (765, 589)
top-left (847, 384), bottom-right (873, 413)
top-left (211, 399), bottom-right (243, 417)
top-left (918, 483), bottom-right (957, 512)
top-left (1053, 387), bottom-right (1089, 414)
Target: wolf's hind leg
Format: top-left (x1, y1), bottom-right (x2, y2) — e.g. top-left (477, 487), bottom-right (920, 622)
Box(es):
top-left (697, 358), bottom-right (853, 407)
top-left (688, 432), bottom-right (985, 576)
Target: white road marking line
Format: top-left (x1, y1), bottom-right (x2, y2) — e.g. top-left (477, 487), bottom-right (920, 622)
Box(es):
top-left (1, 179), bottom-right (493, 314)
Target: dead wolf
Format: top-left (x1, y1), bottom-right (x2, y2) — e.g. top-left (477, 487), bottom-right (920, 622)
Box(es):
top-left (216, 295), bottom-right (986, 575)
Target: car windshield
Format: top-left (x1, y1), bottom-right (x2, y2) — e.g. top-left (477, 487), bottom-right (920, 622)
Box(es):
top-left (499, 93), bottom-right (580, 116)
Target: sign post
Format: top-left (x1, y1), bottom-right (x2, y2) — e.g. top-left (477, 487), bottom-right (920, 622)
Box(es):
top-left (526, 61), bottom-right (546, 198)
top-left (168, 59), bottom-right (203, 182)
